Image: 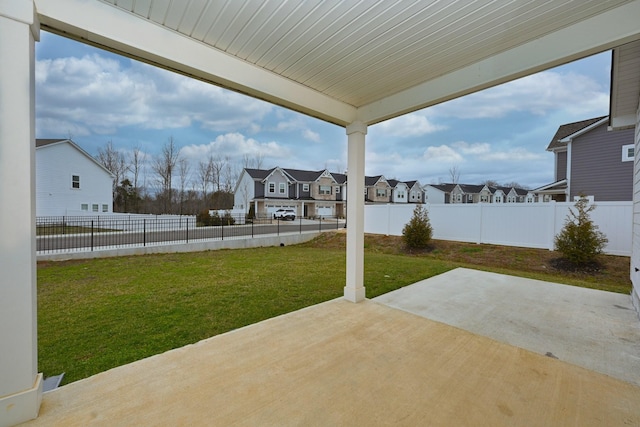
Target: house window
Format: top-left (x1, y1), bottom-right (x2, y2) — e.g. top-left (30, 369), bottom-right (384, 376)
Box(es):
top-left (480, 195), bottom-right (488, 203)
top-left (335, 186), bottom-right (340, 194)
top-left (319, 185), bottom-right (332, 195)
top-left (494, 197), bottom-right (502, 203)
top-left (467, 194), bottom-right (472, 202)
top-left (397, 192), bottom-right (404, 199)
top-left (376, 188), bottom-right (386, 197)
top-left (455, 194), bottom-right (462, 202)
top-left (92, 204), bottom-right (99, 212)
top-left (81, 203), bottom-right (88, 211)
top-left (102, 204), bottom-right (108, 212)
top-left (269, 182), bottom-right (275, 193)
top-left (303, 184), bottom-right (309, 192)
top-left (279, 183), bottom-right (286, 194)
top-left (71, 174), bottom-right (80, 189)
top-left (622, 144), bottom-right (634, 162)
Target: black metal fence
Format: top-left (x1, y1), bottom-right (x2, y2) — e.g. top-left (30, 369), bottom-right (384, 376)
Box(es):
top-left (36, 214), bottom-right (344, 254)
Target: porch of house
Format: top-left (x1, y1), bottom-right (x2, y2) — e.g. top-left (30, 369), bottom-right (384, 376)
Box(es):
top-left (26, 269), bottom-right (640, 426)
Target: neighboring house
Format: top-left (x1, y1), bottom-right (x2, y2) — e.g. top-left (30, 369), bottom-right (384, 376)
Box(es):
top-left (36, 139), bottom-right (115, 216)
top-left (406, 180), bottom-right (425, 203)
top-left (424, 183), bottom-right (530, 204)
top-left (424, 184), bottom-right (456, 204)
top-left (365, 175), bottom-right (392, 203)
top-left (533, 116), bottom-right (634, 201)
top-left (234, 167), bottom-right (347, 218)
top-left (387, 180), bottom-right (409, 204)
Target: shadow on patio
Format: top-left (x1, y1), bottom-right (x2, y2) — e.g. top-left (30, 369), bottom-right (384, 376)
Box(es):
top-left (26, 269), bottom-right (640, 426)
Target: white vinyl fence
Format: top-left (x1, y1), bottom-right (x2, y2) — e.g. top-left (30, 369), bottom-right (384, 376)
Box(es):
top-left (364, 202), bottom-right (632, 256)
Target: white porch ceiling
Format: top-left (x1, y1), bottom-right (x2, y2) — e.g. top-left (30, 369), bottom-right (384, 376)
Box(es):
top-left (36, 0), bottom-right (640, 127)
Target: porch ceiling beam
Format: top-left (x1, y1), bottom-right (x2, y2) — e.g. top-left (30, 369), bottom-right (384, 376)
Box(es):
top-left (357, 0), bottom-right (640, 125)
top-left (35, 0), bottom-right (357, 127)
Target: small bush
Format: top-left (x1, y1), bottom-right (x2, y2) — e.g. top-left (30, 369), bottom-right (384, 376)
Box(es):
top-left (402, 204), bottom-right (433, 250)
top-left (196, 210), bottom-right (212, 226)
top-left (554, 197), bottom-right (608, 265)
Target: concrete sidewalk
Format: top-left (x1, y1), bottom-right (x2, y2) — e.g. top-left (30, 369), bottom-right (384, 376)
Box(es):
top-left (373, 267), bottom-right (640, 386)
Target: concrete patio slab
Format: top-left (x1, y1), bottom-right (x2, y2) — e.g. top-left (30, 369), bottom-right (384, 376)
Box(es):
top-left (374, 267), bottom-right (640, 387)
top-left (26, 295), bottom-right (640, 426)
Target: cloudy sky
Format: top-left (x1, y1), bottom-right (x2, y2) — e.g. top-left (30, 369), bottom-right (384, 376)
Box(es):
top-left (36, 31), bottom-right (611, 189)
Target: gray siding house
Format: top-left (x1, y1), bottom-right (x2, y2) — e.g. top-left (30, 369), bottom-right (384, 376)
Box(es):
top-left (534, 116), bottom-right (634, 201)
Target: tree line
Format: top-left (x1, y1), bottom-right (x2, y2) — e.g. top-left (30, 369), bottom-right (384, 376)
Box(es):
top-left (96, 137), bottom-right (260, 215)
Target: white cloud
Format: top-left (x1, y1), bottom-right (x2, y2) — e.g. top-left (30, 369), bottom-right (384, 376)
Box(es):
top-left (180, 132), bottom-right (291, 164)
top-left (302, 129), bottom-right (320, 142)
top-left (375, 112), bottom-right (446, 137)
top-left (431, 70), bottom-right (608, 119)
top-left (35, 54), bottom-right (271, 138)
top-left (451, 141), bottom-right (491, 155)
top-left (423, 145), bottom-right (463, 163)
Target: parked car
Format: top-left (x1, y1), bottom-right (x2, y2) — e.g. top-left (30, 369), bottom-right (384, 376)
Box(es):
top-left (273, 209), bottom-right (296, 221)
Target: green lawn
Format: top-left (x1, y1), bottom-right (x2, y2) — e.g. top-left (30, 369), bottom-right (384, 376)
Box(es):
top-left (37, 235), bottom-right (629, 385)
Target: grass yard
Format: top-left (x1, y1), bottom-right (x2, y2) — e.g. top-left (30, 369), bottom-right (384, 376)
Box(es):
top-left (38, 231), bottom-right (631, 384)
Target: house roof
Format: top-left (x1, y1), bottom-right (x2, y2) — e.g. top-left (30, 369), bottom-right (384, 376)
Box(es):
top-left (245, 168), bottom-right (276, 180)
top-left (532, 179), bottom-right (568, 194)
top-left (545, 116), bottom-right (608, 151)
top-left (428, 184), bottom-right (457, 193)
top-left (365, 175), bottom-right (389, 187)
top-left (35, 138), bottom-right (116, 179)
top-left (331, 173), bottom-right (347, 185)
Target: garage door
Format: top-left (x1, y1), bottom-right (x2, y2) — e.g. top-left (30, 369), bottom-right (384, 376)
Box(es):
top-left (317, 206), bottom-right (333, 217)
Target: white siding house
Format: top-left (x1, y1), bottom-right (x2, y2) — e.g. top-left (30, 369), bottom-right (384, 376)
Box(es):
top-left (36, 139), bottom-right (114, 216)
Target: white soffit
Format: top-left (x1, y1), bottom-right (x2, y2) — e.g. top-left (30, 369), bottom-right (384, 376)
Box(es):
top-left (610, 40), bottom-right (640, 130)
top-left (36, 0), bottom-right (640, 127)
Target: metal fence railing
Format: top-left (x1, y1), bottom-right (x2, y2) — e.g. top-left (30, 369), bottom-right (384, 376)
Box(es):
top-left (36, 214), bottom-right (344, 254)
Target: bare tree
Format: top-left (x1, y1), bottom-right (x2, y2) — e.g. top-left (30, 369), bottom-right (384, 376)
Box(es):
top-left (209, 155), bottom-right (225, 192)
top-left (483, 179), bottom-right (499, 187)
top-left (242, 153), bottom-right (264, 169)
top-left (97, 140), bottom-right (127, 205)
top-left (222, 155), bottom-right (238, 192)
top-left (448, 165), bottom-right (461, 184)
top-left (151, 136), bottom-right (181, 213)
top-left (128, 144), bottom-right (145, 190)
top-left (178, 157), bottom-right (191, 215)
top-left (197, 160), bottom-right (212, 208)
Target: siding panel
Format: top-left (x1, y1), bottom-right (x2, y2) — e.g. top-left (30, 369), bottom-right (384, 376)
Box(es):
top-left (556, 151), bottom-right (567, 180)
top-left (570, 124), bottom-right (634, 201)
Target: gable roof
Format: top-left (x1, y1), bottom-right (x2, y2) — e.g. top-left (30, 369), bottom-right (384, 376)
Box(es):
top-left (546, 116), bottom-right (608, 151)
top-left (245, 168), bottom-right (275, 180)
top-left (427, 183), bottom-right (457, 193)
top-left (36, 138), bottom-right (116, 178)
top-left (365, 175), bottom-right (388, 187)
top-left (331, 173), bottom-right (347, 185)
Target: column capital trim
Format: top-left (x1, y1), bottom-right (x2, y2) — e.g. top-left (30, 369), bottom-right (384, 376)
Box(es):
top-left (346, 121), bottom-right (367, 136)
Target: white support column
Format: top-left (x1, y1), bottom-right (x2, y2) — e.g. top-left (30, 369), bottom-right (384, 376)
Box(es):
top-left (0, 2), bottom-right (43, 426)
top-left (344, 122), bottom-right (367, 302)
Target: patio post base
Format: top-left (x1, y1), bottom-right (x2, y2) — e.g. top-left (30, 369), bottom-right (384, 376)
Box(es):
top-left (0, 373), bottom-right (43, 427)
top-left (343, 286), bottom-right (366, 303)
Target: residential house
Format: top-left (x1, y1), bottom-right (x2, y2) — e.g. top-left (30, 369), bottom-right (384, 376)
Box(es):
top-left (533, 116), bottom-right (634, 201)
top-left (406, 180), bottom-right (425, 203)
top-left (425, 183), bottom-right (531, 204)
top-left (387, 180), bottom-right (409, 203)
top-left (424, 183), bottom-right (456, 204)
top-left (365, 175), bottom-right (392, 203)
top-left (36, 139), bottom-right (115, 216)
top-left (234, 167), bottom-right (346, 218)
